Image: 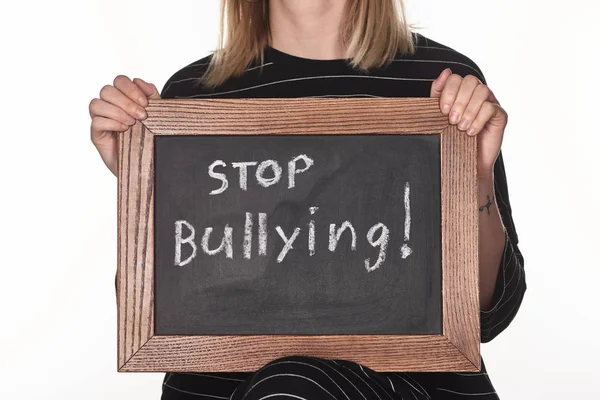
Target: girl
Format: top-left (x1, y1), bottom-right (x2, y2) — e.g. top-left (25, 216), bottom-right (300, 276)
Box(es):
top-left (89, 1), bottom-right (526, 398)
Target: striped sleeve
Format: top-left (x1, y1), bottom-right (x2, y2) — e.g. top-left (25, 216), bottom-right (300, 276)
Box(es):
top-left (480, 151), bottom-right (527, 343)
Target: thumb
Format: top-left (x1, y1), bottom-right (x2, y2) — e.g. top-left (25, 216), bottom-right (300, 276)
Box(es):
top-left (430, 68), bottom-right (452, 98)
top-left (133, 77), bottom-right (161, 100)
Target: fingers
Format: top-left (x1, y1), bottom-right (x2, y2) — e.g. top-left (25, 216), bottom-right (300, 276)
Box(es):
top-left (90, 116), bottom-right (128, 145)
top-left (133, 77), bottom-right (161, 100)
top-left (447, 75), bottom-right (480, 125)
top-left (89, 75), bottom-right (158, 177)
top-left (438, 73), bottom-right (464, 116)
top-left (430, 68), bottom-right (452, 99)
top-left (456, 80), bottom-right (489, 132)
top-left (467, 101), bottom-right (505, 136)
top-left (89, 98), bottom-right (136, 127)
top-left (114, 75), bottom-right (150, 107)
top-left (98, 84), bottom-right (147, 121)
top-left (433, 72), bottom-right (504, 136)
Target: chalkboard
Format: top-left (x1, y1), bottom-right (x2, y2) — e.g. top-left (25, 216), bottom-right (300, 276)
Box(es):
top-left (116, 98), bottom-right (480, 373)
top-left (154, 134), bottom-right (441, 335)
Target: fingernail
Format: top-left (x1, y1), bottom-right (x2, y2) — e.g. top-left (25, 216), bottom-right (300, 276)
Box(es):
top-left (450, 111), bottom-right (459, 124)
top-left (458, 119), bottom-right (468, 130)
top-left (127, 116), bottom-right (136, 124)
top-left (467, 127), bottom-right (475, 136)
top-left (139, 96), bottom-right (147, 106)
top-left (137, 109), bottom-right (146, 119)
top-left (442, 104), bottom-right (450, 113)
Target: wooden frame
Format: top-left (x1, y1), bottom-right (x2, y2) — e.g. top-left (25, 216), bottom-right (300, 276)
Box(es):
top-left (117, 98), bottom-right (479, 372)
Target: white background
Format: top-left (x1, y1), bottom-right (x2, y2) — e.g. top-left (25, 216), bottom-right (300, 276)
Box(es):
top-left (0, 1), bottom-right (598, 399)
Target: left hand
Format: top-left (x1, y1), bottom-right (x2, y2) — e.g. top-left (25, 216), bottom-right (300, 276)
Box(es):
top-left (430, 68), bottom-right (508, 177)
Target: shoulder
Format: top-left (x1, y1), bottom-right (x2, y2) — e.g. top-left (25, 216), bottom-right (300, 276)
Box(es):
top-left (389, 32), bottom-right (488, 84)
top-left (159, 52), bottom-right (270, 98)
top-left (160, 53), bottom-right (214, 99)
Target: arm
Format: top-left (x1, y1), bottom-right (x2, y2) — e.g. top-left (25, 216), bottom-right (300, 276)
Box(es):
top-left (479, 151), bottom-right (526, 342)
top-left (431, 68), bottom-right (527, 342)
top-left (478, 161), bottom-right (507, 311)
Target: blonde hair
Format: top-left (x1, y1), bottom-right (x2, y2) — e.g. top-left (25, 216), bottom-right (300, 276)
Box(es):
top-left (202, 0), bottom-right (416, 88)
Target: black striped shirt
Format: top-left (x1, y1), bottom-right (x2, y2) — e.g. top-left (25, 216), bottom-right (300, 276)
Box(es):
top-left (155, 32), bottom-right (527, 400)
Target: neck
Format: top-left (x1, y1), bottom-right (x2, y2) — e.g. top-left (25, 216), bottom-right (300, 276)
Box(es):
top-left (269, 0), bottom-right (348, 60)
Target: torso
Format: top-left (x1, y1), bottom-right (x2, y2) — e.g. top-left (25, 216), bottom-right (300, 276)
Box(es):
top-left (159, 32), bottom-right (501, 400)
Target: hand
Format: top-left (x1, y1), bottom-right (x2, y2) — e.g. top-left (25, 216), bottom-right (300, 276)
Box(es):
top-left (89, 76), bottom-right (161, 176)
top-left (430, 68), bottom-right (507, 177)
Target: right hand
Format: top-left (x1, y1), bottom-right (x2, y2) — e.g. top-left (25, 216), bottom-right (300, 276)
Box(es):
top-left (89, 75), bottom-right (161, 176)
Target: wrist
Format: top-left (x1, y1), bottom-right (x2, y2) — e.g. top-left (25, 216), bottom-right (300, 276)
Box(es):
top-left (478, 169), bottom-right (494, 183)
top-left (478, 171), bottom-right (495, 198)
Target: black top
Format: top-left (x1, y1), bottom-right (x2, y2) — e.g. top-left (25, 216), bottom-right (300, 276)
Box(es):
top-left (151, 32), bottom-right (527, 399)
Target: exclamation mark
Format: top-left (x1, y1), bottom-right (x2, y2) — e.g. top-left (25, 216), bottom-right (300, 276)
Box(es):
top-left (400, 181), bottom-right (412, 259)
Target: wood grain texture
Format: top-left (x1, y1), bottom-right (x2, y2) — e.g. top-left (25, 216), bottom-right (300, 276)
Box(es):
top-left (116, 98), bottom-right (480, 372)
top-left (142, 98), bottom-right (448, 135)
top-left (120, 335), bottom-right (477, 372)
top-left (440, 124), bottom-right (480, 369)
top-left (117, 122), bottom-right (155, 369)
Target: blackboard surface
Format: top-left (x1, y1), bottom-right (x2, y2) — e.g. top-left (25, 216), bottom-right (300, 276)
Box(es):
top-left (154, 134), bottom-right (441, 335)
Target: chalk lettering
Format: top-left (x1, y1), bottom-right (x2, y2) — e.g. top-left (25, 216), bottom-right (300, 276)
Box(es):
top-left (275, 226), bottom-right (301, 263)
top-left (232, 161), bottom-right (257, 191)
top-left (201, 225), bottom-right (233, 258)
top-left (174, 220), bottom-right (197, 266)
top-left (309, 206), bottom-right (318, 256)
top-left (207, 154), bottom-right (315, 193)
top-left (258, 212), bottom-right (268, 256)
top-left (208, 160), bottom-right (228, 195)
top-left (174, 179), bottom-right (414, 271)
top-left (288, 154), bottom-right (314, 189)
top-left (256, 160), bottom-right (282, 188)
top-left (365, 223), bottom-right (389, 272)
top-left (243, 212), bottom-right (253, 259)
top-left (401, 181), bottom-right (413, 259)
top-left (329, 221), bottom-right (357, 252)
